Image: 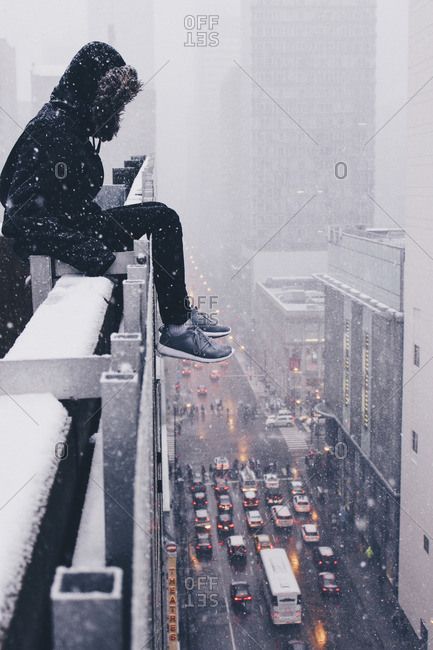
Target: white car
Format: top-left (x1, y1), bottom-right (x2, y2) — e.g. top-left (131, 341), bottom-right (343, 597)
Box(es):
top-left (293, 494), bottom-right (312, 513)
top-left (271, 505), bottom-right (293, 528)
top-left (265, 413), bottom-right (294, 428)
top-left (194, 509), bottom-right (211, 530)
top-left (301, 523), bottom-right (320, 543)
top-left (246, 510), bottom-right (264, 529)
top-left (289, 480), bottom-right (305, 496)
top-left (214, 456), bottom-right (230, 471)
top-left (264, 473), bottom-right (280, 489)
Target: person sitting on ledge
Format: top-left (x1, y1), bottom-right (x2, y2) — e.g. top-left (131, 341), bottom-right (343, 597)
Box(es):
top-left (0, 41), bottom-right (232, 363)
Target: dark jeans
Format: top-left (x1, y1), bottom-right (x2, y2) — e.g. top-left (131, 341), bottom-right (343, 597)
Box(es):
top-left (93, 201), bottom-right (189, 325)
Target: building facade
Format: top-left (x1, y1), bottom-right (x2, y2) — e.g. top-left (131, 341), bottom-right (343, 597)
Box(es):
top-left (318, 227), bottom-right (404, 587)
top-left (253, 277), bottom-right (324, 407)
top-left (0, 39), bottom-right (17, 170)
top-left (399, 2), bottom-right (433, 647)
top-left (240, 0), bottom-right (376, 253)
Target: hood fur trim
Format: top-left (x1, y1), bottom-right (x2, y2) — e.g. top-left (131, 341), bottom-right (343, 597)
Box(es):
top-left (91, 65), bottom-right (143, 139)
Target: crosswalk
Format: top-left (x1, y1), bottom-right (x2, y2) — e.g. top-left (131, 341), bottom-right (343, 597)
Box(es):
top-left (278, 425), bottom-right (309, 451)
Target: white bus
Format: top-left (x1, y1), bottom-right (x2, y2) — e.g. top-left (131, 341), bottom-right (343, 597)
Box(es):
top-left (260, 548), bottom-right (302, 625)
top-left (239, 466), bottom-right (257, 492)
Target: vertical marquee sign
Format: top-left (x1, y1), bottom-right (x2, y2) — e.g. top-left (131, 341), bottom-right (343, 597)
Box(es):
top-left (362, 331), bottom-right (370, 429)
top-left (165, 541), bottom-right (179, 649)
top-left (342, 297), bottom-right (352, 432)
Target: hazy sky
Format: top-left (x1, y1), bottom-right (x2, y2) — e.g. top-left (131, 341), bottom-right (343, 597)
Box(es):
top-left (0, 0), bottom-right (88, 100)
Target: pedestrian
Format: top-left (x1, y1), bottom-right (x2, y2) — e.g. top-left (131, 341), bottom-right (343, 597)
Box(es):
top-left (210, 403), bottom-right (214, 414)
top-left (0, 41), bottom-right (233, 363)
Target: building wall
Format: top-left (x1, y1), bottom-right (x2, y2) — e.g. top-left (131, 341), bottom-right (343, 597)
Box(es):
top-left (243, 0), bottom-right (376, 252)
top-left (328, 230), bottom-right (405, 311)
top-left (254, 280), bottom-right (324, 403)
top-left (323, 282), bottom-right (403, 586)
top-left (0, 39), bottom-right (17, 169)
top-left (399, 1), bottom-right (433, 646)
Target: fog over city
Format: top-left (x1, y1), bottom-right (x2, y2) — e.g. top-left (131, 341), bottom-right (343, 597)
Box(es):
top-left (2, 1), bottom-right (433, 650)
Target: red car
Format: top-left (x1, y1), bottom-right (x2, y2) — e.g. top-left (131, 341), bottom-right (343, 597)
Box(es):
top-left (318, 572), bottom-right (341, 596)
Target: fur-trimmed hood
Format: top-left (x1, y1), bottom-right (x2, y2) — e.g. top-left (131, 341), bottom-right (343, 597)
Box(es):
top-left (50, 41), bottom-right (142, 145)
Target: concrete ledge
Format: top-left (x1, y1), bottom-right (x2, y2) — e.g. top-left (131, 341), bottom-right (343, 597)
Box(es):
top-left (51, 566), bottom-right (123, 650)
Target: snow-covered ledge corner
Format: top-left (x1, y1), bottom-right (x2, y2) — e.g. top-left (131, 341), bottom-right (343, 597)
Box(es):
top-left (5, 276), bottom-right (113, 360)
top-left (0, 393), bottom-right (70, 643)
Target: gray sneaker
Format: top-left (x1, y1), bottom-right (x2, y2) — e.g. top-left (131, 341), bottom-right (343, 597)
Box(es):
top-left (157, 324), bottom-right (234, 363)
top-left (190, 307), bottom-right (231, 338)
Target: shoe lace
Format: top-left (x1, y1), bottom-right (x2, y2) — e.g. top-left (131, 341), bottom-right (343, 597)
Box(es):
top-left (190, 325), bottom-right (215, 356)
top-left (193, 307), bottom-right (212, 327)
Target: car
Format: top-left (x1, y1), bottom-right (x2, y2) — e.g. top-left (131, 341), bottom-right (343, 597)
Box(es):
top-left (265, 413), bottom-right (294, 428)
top-left (246, 510), bottom-right (264, 529)
top-left (243, 490), bottom-right (259, 509)
top-left (313, 546), bottom-right (338, 570)
top-left (265, 415), bottom-right (277, 429)
top-left (265, 489), bottom-right (284, 505)
top-left (214, 477), bottom-right (230, 494)
top-left (318, 571), bottom-right (341, 596)
top-left (230, 581), bottom-right (252, 604)
top-left (287, 642), bottom-right (310, 650)
top-left (191, 477), bottom-right (206, 494)
top-left (227, 535), bottom-right (247, 561)
top-left (209, 369), bottom-right (220, 381)
top-left (181, 368), bottom-right (191, 377)
top-left (264, 473), bottom-right (280, 489)
top-left (197, 385), bottom-right (208, 396)
top-left (194, 509), bottom-right (211, 530)
top-left (254, 533), bottom-right (274, 553)
top-left (192, 491), bottom-right (208, 508)
top-left (301, 523), bottom-right (320, 543)
top-left (214, 456), bottom-right (230, 472)
top-left (217, 512), bottom-right (235, 534)
top-left (293, 494), bottom-right (312, 513)
top-left (289, 480), bottom-right (305, 496)
top-left (195, 531), bottom-right (213, 556)
top-left (271, 505), bottom-right (293, 528)
top-left (217, 494), bottom-right (233, 512)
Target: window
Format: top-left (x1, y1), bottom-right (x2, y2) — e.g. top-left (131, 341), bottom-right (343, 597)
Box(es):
top-left (412, 431), bottom-right (419, 454)
top-left (414, 344), bottom-right (420, 367)
top-left (423, 535), bottom-right (429, 554)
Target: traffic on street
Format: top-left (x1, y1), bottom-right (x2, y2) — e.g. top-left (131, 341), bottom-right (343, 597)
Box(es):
top-left (169, 356), bottom-right (408, 650)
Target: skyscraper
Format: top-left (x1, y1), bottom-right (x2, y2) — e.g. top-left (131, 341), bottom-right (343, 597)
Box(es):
top-left (239, 0), bottom-right (376, 252)
top-left (399, 1), bottom-right (433, 647)
top-left (0, 39), bottom-right (17, 169)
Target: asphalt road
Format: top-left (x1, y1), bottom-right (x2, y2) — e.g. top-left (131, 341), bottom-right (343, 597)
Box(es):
top-left (169, 356), bottom-right (399, 650)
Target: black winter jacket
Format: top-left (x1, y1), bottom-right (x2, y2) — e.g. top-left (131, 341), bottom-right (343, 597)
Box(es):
top-left (0, 42), bottom-right (137, 275)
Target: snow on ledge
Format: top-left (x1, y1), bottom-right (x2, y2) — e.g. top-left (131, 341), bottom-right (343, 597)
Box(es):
top-left (51, 566), bottom-right (122, 601)
top-left (5, 276), bottom-right (114, 360)
top-left (0, 393), bottom-right (70, 642)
